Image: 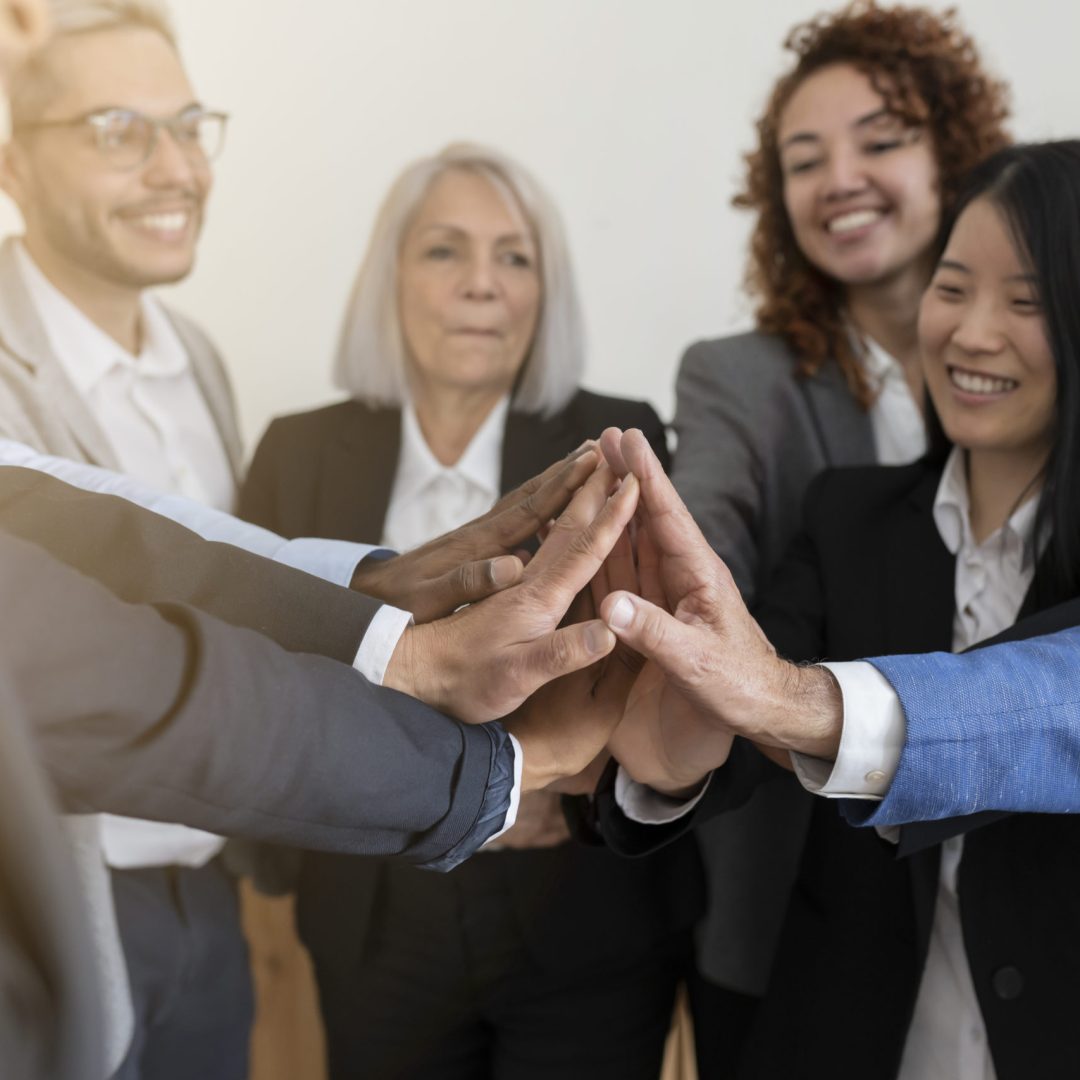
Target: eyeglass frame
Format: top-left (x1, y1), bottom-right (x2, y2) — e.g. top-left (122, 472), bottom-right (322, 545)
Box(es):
top-left (13, 104), bottom-right (230, 170)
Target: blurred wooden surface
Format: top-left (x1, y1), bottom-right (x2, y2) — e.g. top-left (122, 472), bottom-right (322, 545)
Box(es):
top-left (242, 882), bottom-right (326, 1080)
top-left (242, 879), bottom-right (697, 1080)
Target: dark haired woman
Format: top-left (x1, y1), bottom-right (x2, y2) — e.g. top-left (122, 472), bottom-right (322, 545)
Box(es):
top-left (671, 5), bottom-right (1012, 1065)
top-left (740, 138), bottom-right (1080, 1079)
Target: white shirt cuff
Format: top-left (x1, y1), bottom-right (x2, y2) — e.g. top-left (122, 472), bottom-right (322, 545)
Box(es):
top-left (481, 733), bottom-right (523, 846)
top-left (613, 766), bottom-right (713, 824)
top-left (352, 604), bottom-right (412, 685)
top-left (274, 538), bottom-right (381, 588)
top-left (790, 661), bottom-right (905, 800)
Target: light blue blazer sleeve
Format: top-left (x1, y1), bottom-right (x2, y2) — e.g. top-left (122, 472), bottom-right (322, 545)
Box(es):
top-left (841, 627), bottom-right (1080, 826)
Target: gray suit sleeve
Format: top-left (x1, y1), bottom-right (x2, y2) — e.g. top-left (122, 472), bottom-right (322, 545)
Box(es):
top-left (1, 532), bottom-right (505, 868)
top-left (671, 339), bottom-right (770, 604)
top-left (0, 464), bottom-right (379, 662)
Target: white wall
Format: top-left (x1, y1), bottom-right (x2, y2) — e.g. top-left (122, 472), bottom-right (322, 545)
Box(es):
top-left (4, 0), bottom-right (1078, 453)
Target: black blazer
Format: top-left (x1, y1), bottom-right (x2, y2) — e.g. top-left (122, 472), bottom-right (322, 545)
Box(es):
top-left (742, 462), bottom-right (1080, 1080)
top-left (597, 460), bottom-right (1080, 1078)
top-left (239, 390), bottom-right (705, 974)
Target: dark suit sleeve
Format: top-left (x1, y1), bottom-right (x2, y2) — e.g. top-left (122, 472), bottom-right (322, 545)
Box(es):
top-left (237, 417), bottom-right (292, 534)
top-left (0, 465), bottom-right (377, 661)
top-left (842, 597), bottom-right (1080, 846)
top-left (594, 741), bottom-right (781, 856)
top-left (1, 532), bottom-right (504, 867)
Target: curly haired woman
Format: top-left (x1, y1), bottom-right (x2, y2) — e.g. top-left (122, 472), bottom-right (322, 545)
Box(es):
top-left (669, 4), bottom-right (1011, 1075)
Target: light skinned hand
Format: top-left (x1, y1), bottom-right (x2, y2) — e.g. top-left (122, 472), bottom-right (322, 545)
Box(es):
top-left (598, 428), bottom-right (843, 774)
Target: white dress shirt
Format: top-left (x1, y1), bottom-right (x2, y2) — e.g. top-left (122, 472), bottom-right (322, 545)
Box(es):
top-left (861, 333), bottom-right (928, 466)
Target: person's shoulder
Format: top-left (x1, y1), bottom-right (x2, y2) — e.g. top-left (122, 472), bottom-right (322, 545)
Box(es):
top-left (677, 331), bottom-right (803, 399)
top-left (810, 458), bottom-right (940, 517)
top-left (562, 387), bottom-right (663, 430)
top-left (259, 398), bottom-right (390, 449)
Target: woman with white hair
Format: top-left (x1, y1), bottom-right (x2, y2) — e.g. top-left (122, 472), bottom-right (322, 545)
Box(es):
top-left (240, 142), bottom-right (701, 1079)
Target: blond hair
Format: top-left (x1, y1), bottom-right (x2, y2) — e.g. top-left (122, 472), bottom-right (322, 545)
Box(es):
top-left (11, 0), bottom-right (177, 124)
top-left (333, 142), bottom-right (586, 417)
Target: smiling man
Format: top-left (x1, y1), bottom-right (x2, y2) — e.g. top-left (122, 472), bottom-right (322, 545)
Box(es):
top-left (0, 4), bottom-right (254, 1078)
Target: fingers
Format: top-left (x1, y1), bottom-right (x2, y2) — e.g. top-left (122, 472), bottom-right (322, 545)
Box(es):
top-left (620, 430), bottom-right (709, 559)
top-left (410, 555), bottom-right (524, 623)
top-left (527, 461), bottom-right (618, 573)
top-left (531, 474), bottom-right (640, 613)
top-left (516, 619), bottom-right (617, 693)
top-left (600, 589), bottom-right (695, 674)
top-left (599, 427), bottom-right (628, 477)
top-left (487, 449), bottom-right (601, 549)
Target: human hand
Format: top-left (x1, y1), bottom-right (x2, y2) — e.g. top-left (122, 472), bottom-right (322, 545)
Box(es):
top-left (350, 445), bottom-right (600, 622)
top-left (599, 428), bottom-right (843, 763)
top-left (383, 459), bottom-right (639, 725)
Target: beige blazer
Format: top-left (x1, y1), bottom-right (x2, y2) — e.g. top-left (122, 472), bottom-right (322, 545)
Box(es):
top-left (0, 236), bottom-right (243, 477)
top-left (0, 235), bottom-right (244, 1072)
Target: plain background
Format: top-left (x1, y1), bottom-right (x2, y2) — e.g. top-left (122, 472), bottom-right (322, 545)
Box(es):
top-left (1, 0), bottom-right (1077, 453)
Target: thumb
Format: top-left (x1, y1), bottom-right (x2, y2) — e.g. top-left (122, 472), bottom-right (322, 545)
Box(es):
top-left (601, 591), bottom-right (694, 673)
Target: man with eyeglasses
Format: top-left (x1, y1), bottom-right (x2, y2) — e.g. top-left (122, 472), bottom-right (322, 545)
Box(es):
top-left (0, 2), bottom-right (261, 1076)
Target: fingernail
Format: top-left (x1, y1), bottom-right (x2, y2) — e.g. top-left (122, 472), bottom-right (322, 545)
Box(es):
top-left (607, 596), bottom-right (635, 630)
top-left (585, 621), bottom-right (613, 654)
top-left (489, 556), bottom-right (520, 587)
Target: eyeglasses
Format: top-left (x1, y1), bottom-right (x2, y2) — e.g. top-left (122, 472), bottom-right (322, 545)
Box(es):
top-left (16, 106), bottom-right (229, 170)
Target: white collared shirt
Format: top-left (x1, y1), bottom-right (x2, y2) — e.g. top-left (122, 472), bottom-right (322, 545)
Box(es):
top-left (381, 396), bottom-right (508, 552)
top-left (862, 332), bottom-right (928, 466)
top-left (14, 241), bottom-right (234, 511)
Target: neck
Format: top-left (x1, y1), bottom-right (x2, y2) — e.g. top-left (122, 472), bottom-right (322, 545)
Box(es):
top-left (410, 383), bottom-right (506, 466)
top-left (22, 237), bottom-right (144, 354)
top-left (846, 260), bottom-right (931, 404)
top-left (966, 447), bottom-right (1046, 546)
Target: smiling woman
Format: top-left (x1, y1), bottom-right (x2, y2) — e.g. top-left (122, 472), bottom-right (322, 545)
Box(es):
top-left (664, 3), bottom-right (1014, 1071)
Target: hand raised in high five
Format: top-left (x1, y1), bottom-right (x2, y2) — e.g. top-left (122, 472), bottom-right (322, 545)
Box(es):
top-left (350, 445), bottom-right (600, 622)
top-left (384, 454), bottom-right (640, 726)
top-left (597, 428), bottom-right (843, 784)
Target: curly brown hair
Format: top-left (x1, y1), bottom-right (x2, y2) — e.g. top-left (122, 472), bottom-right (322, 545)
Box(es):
top-left (737, 1), bottom-right (1011, 406)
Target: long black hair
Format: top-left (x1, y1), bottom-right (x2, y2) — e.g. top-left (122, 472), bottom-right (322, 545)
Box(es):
top-left (925, 140), bottom-right (1080, 608)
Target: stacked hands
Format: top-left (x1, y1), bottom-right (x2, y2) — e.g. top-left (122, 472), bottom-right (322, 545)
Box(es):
top-left (371, 429), bottom-right (845, 803)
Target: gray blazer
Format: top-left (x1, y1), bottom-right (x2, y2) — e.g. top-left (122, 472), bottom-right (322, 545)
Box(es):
top-left (671, 330), bottom-right (877, 995)
top-left (0, 237), bottom-right (243, 478)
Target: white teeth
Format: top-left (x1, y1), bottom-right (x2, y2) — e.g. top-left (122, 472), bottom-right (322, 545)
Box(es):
top-left (949, 368), bottom-right (1018, 395)
top-left (827, 209), bottom-right (883, 234)
top-left (135, 212), bottom-right (188, 232)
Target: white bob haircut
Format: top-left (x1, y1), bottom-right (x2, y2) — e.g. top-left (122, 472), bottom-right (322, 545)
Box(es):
top-left (332, 142), bottom-right (586, 417)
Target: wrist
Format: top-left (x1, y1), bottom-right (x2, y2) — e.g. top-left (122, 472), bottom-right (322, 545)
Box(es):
top-left (768, 664), bottom-right (843, 760)
top-left (383, 624), bottom-right (447, 708)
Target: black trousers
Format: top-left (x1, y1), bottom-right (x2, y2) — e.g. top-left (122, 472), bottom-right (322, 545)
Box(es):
top-left (110, 859), bottom-right (253, 1080)
top-left (313, 856), bottom-right (689, 1080)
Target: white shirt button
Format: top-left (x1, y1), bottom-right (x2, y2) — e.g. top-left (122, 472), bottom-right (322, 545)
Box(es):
top-left (864, 770), bottom-right (887, 785)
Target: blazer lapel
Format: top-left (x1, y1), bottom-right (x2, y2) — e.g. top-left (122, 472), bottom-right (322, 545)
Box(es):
top-left (0, 239), bottom-right (121, 469)
top-left (317, 407), bottom-right (401, 544)
top-left (799, 363), bottom-right (876, 468)
top-left (165, 310), bottom-right (244, 483)
top-left (500, 405), bottom-right (578, 495)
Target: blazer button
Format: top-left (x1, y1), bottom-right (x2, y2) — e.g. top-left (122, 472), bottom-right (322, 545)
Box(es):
top-left (992, 966), bottom-right (1025, 1000)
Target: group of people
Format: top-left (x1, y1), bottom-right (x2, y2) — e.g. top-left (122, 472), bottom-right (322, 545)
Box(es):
top-left (3, 2), bottom-right (1080, 1080)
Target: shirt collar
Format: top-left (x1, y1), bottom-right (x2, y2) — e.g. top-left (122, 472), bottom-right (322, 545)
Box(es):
top-left (858, 331), bottom-right (906, 387)
top-left (13, 239), bottom-right (189, 394)
top-left (395, 395), bottom-right (508, 505)
top-left (932, 445), bottom-right (1040, 569)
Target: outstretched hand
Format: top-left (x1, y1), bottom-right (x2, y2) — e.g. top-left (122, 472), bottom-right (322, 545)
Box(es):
top-left (350, 445), bottom-right (600, 622)
top-left (597, 428), bottom-right (843, 780)
top-left (384, 453), bottom-right (640, 727)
